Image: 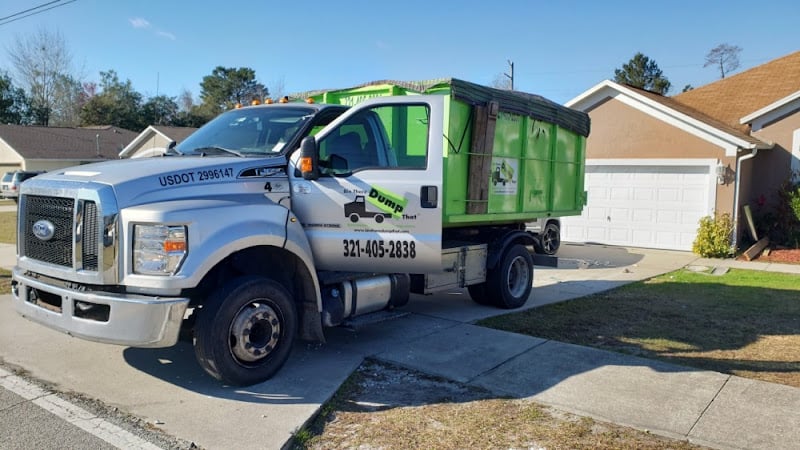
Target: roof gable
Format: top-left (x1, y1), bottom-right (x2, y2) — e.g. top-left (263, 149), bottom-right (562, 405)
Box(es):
top-left (152, 126), bottom-right (197, 143)
top-left (567, 80), bottom-right (770, 156)
top-left (674, 50), bottom-right (800, 132)
top-left (739, 90), bottom-right (800, 131)
top-left (118, 125), bottom-right (198, 158)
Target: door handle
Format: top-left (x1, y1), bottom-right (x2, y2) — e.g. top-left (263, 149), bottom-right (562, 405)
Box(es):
top-left (421, 186), bottom-right (437, 208)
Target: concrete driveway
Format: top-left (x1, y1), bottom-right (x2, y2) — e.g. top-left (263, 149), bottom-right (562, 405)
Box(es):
top-left (0, 244), bottom-right (697, 449)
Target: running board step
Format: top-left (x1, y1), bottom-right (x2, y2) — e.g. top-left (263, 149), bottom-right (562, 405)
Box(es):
top-left (342, 310), bottom-right (410, 330)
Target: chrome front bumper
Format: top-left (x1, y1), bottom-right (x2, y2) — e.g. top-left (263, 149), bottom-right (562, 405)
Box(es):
top-left (12, 268), bottom-right (189, 348)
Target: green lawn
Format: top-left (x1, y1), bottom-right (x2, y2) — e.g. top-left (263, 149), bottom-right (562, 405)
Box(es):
top-left (0, 211), bottom-right (16, 244)
top-left (480, 268), bottom-right (800, 388)
top-left (0, 210), bottom-right (14, 295)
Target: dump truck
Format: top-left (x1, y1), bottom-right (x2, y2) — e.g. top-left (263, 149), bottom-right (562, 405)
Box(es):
top-left (12, 79), bottom-right (589, 385)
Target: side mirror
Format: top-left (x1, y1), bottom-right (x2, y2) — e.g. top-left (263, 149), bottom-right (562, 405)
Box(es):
top-left (299, 136), bottom-right (319, 181)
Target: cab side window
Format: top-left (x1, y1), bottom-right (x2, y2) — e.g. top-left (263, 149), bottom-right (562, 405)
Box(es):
top-left (318, 104), bottom-right (429, 176)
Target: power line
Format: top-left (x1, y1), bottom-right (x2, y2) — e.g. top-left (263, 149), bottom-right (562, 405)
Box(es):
top-left (0, 0), bottom-right (62, 21)
top-left (0, 0), bottom-right (78, 27)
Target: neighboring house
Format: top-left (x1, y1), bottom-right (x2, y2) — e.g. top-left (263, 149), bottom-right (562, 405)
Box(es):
top-left (0, 125), bottom-right (138, 174)
top-left (119, 125), bottom-right (197, 158)
top-left (562, 50), bottom-right (800, 251)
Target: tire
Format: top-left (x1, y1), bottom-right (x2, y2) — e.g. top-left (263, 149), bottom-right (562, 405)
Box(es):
top-left (194, 276), bottom-right (297, 386)
top-left (375, 214), bottom-right (384, 223)
top-left (487, 244), bottom-right (533, 309)
top-left (349, 213), bottom-right (359, 223)
top-left (540, 222), bottom-right (561, 255)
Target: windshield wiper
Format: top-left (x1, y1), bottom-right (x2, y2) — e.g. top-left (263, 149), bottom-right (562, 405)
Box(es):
top-left (191, 146), bottom-right (245, 157)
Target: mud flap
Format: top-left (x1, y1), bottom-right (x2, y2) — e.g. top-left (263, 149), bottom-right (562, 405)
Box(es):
top-left (532, 254), bottom-right (558, 267)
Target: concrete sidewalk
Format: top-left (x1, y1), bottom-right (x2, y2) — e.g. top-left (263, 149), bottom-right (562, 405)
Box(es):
top-left (1, 242), bottom-right (799, 449)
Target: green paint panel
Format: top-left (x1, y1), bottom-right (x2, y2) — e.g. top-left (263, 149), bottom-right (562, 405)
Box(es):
top-left (487, 112), bottom-right (524, 214)
top-left (442, 98), bottom-right (471, 219)
top-left (521, 120), bottom-right (553, 213)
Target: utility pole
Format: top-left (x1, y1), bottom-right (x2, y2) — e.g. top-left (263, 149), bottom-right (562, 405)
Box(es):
top-left (504, 59), bottom-right (514, 90)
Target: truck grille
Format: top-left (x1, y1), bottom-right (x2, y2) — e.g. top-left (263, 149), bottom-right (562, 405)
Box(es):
top-left (23, 195), bottom-right (99, 270)
top-left (82, 202), bottom-right (99, 270)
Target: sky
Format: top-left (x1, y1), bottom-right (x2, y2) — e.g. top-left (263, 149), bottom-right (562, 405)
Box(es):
top-left (0, 0), bottom-right (798, 105)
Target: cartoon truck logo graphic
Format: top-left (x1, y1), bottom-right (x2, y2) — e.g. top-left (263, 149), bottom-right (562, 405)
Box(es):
top-left (492, 160), bottom-right (515, 186)
top-left (344, 195), bottom-right (390, 223)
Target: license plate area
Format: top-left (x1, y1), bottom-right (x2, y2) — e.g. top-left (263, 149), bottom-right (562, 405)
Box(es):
top-left (27, 286), bottom-right (63, 313)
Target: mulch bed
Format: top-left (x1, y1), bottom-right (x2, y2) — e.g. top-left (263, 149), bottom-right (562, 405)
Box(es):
top-left (752, 248), bottom-right (800, 264)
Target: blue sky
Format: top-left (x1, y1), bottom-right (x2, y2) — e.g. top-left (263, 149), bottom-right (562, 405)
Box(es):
top-left (0, 0), bottom-right (798, 105)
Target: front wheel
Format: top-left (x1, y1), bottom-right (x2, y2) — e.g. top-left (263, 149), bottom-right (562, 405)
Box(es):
top-left (194, 276), bottom-right (297, 386)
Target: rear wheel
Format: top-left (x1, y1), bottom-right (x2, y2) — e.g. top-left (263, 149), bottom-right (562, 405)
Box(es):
top-left (467, 244), bottom-right (533, 309)
top-left (540, 222), bottom-right (561, 255)
top-left (488, 244), bottom-right (533, 309)
top-left (194, 276), bottom-right (297, 386)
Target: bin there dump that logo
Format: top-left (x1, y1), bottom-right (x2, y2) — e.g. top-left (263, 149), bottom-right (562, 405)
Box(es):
top-left (367, 186), bottom-right (408, 218)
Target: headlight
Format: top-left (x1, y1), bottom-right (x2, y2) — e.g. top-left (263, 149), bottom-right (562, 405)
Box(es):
top-left (133, 225), bottom-right (187, 275)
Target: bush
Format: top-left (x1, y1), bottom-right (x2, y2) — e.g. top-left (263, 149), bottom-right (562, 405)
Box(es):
top-left (693, 214), bottom-right (734, 258)
top-left (760, 178), bottom-right (800, 248)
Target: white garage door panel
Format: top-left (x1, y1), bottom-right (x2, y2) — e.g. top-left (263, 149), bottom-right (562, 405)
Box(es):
top-left (562, 164), bottom-right (712, 251)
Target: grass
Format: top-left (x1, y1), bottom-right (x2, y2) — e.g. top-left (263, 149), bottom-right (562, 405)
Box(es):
top-left (0, 208), bottom-right (14, 295)
top-left (0, 211), bottom-right (16, 244)
top-left (0, 268), bottom-right (10, 295)
top-left (297, 268), bottom-right (798, 448)
top-left (293, 361), bottom-right (702, 450)
top-left (481, 268), bottom-right (800, 388)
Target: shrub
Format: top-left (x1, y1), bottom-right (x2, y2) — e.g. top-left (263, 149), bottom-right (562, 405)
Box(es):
top-left (692, 214), bottom-right (734, 258)
top-left (761, 178), bottom-right (800, 248)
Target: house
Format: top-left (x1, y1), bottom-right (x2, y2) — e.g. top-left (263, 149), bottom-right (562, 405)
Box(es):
top-left (562, 50), bottom-right (800, 251)
top-left (0, 125), bottom-right (138, 174)
top-left (119, 125), bottom-right (197, 158)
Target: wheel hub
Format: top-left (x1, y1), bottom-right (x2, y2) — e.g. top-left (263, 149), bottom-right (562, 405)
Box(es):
top-left (230, 303), bottom-right (281, 363)
top-left (507, 255), bottom-right (530, 297)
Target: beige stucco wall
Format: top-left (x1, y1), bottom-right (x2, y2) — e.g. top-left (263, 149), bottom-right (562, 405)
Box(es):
top-left (25, 160), bottom-right (102, 172)
top-left (0, 140), bottom-right (23, 168)
top-left (0, 165), bottom-right (20, 175)
top-left (585, 98), bottom-right (736, 215)
top-left (128, 132), bottom-right (173, 158)
top-left (750, 109), bottom-right (800, 207)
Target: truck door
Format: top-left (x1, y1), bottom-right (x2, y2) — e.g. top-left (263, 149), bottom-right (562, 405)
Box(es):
top-left (290, 96), bottom-right (443, 273)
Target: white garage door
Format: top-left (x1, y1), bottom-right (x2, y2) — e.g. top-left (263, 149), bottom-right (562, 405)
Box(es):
top-left (562, 163), bottom-right (714, 251)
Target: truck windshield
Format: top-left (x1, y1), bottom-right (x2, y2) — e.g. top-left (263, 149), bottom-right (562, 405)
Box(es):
top-left (175, 106), bottom-right (316, 156)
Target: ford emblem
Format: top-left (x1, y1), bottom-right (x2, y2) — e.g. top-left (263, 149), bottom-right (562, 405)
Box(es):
top-left (32, 220), bottom-right (56, 241)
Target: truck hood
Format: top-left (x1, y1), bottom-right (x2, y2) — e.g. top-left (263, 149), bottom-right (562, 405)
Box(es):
top-left (24, 155), bottom-right (289, 208)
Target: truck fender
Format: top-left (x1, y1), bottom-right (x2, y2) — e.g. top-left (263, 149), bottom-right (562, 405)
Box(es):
top-left (485, 229), bottom-right (536, 271)
top-left (193, 213), bottom-right (324, 343)
top-left (134, 201), bottom-right (324, 342)
top-left (282, 211), bottom-right (325, 342)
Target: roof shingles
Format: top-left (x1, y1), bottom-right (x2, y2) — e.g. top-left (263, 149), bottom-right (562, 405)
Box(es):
top-left (674, 50), bottom-right (800, 132)
top-left (625, 85), bottom-right (768, 147)
top-left (0, 125), bottom-right (137, 159)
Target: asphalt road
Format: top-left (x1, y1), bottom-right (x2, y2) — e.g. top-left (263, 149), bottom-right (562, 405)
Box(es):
top-left (0, 363), bottom-right (183, 449)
